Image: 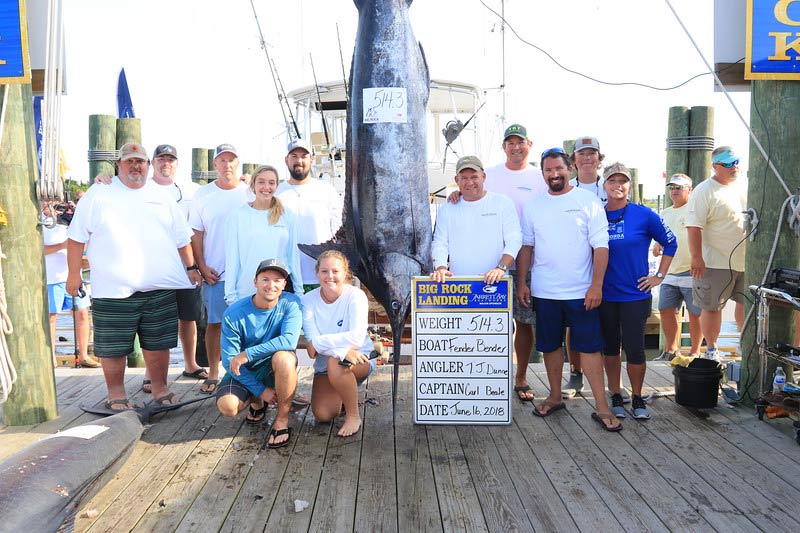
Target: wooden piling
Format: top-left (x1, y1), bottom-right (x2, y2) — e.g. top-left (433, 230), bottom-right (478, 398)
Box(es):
top-left (688, 106), bottom-right (714, 186)
top-left (88, 114), bottom-right (116, 180)
top-left (630, 168), bottom-right (639, 204)
top-left (0, 83), bottom-right (57, 424)
top-left (192, 148), bottom-right (209, 185)
top-left (115, 118), bottom-right (141, 148)
top-left (740, 80), bottom-right (800, 402)
top-left (665, 106), bottom-right (690, 207)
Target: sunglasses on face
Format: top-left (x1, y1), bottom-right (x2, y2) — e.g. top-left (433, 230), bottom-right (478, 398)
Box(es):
top-left (716, 159), bottom-right (739, 168)
top-left (540, 147), bottom-right (566, 159)
top-left (667, 185), bottom-right (685, 190)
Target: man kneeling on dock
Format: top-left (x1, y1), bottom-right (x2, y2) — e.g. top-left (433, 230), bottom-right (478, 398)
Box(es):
top-left (216, 259), bottom-right (302, 448)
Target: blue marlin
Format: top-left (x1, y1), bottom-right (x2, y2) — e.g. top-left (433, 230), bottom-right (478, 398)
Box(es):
top-left (301, 0), bottom-right (432, 412)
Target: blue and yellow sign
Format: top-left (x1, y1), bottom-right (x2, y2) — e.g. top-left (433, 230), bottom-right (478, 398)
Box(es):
top-left (0, 0), bottom-right (31, 84)
top-left (413, 278), bottom-right (511, 311)
top-left (747, 0), bottom-right (800, 79)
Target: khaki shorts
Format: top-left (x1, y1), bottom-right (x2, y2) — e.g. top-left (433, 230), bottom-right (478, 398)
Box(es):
top-left (692, 268), bottom-right (744, 311)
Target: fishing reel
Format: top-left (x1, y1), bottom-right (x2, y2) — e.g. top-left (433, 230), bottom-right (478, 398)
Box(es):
top-left (442, 120), bottom-right (465, 145)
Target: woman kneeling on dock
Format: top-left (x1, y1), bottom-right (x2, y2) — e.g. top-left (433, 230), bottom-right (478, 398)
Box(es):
top-left (302, 251), bottom-right (376, 437)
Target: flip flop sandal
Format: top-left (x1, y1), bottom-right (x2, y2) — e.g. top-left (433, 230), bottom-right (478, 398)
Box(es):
top-left (153, 392), bottom-right (176, 406)
top-left (103, 398), bottom-right (133, 411)
top-left (532, 400), bottom-right (566, 417)
top-left (246, 404), bottom-right (267, 424)
top-left (267, 427), bottom-right (292, 449)
top-left (514, 385), bottom-right (535, 403)
top-left (592, 412), bottom-right (623, 432)
top-left (182, 368), bottom-right (209, 380)
top-left (200, 379), bottom-right (219, 395)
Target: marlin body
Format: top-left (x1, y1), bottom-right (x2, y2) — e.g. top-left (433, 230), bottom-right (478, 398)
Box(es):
top-left (0, 411), bottom-right (143, 531)
top-left (300, 0), bottom-right (432, 410)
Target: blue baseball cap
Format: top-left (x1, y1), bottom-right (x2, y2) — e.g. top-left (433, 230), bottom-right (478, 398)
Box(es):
top-left (712, 147), bottom-right (739, 165)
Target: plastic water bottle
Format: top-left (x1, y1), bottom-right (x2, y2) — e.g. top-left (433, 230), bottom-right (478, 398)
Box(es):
top-left (773, 367), bottom-right (786, 393)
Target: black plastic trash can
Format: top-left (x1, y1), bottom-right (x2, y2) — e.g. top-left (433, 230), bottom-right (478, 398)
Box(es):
top-left (672, 358), bottom-right (723, 408)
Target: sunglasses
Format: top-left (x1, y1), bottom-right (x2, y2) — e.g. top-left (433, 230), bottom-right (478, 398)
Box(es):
top-left (540, 147), bottom-right (566, 159)
top-left (667, 185), bottom-right (685, 190)
top-left (715, 159), bottom-right (739, 168)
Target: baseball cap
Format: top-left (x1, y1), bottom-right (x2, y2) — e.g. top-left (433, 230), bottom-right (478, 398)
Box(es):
top-left (153, 144), bottom-right (178, 159)
top-left (502, 124), bottom-right (528, 141)
top-left (712, 147), bottom-right (739, 165)
top-left (255, 258), bottom-right (289, 279)
top-left (667, 173), bottom-right (692, 187)
top-left (214, 143), bottom-right (238, 159)
top-left (118, 142), bottom-right (148, 161)
top-left (286, 138), bottom-right (313, 156)
top-left (456, 155), bottom-right (484, 173)
top-left (603, 162), bottom-right (631, 181)
top-left (573, 136), bottom-right (600, 153)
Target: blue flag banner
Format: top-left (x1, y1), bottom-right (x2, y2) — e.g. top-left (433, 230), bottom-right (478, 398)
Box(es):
top-left (33, 95), bottom-right (43, 171)
top-left (117, 68), bottom-right (135, 118)
top-left (0, 0), bottom-right (31, 83)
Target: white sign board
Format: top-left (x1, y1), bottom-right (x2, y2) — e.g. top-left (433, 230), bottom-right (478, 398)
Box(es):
top-left (363, 87), bottom-right (407, 123)
top-left (412, 276), bottom-right (513, 425)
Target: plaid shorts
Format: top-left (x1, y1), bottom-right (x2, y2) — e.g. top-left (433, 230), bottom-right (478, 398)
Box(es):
top-left (92, 290), bottom-right (178, 356)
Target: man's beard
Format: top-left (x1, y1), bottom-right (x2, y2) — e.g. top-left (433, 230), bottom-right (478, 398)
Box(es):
top-left (289, 165), bottom-right (310, 181)
top-left (547, 177), bottom-right (565, 192)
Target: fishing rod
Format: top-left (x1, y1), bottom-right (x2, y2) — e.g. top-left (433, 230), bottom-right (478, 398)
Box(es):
top-left (249, 0), bottom-right (300, 139)
top-left (271, 58), bottom-right (301, 140)
top-left (336, 23), bottom-right (349, 102)
top-left (309, 53), bottom-right (331, 149)
top-left (441, 101), bottom-right (487, 173)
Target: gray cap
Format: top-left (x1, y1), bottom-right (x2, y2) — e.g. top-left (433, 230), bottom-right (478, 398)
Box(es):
top-left (255, 258), bottom-right (289, 279)
top-left (118, 142), bottom-right (149, 162)
top-left (573, 136), bottom-right (600, 153)
top-left (214, 143), bottom-right (238, 160)
top-left (456, 155), bottom-right (484, 173)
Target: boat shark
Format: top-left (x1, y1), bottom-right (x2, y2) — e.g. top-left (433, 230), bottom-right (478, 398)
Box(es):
top-left (300, 0), bottom-right (432, 413)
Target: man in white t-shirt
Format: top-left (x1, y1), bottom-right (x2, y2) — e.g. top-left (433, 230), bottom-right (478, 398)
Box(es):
top-left (189, 144), bottom-right (250, 393)
top-left (483, 124), bottom-right (547, 402)
top-left (517, 148), bottom-right (620, 431)
top-left (686, 146), bottom-right (747, 362)
top-left (66, 142), bottom-right (203, 411)
top-left (276, 138), bottom-right (343, 290)
top-left (431, 155), bottom-right (521, 284)
top-left (43, 218), bottom-right (95, 368)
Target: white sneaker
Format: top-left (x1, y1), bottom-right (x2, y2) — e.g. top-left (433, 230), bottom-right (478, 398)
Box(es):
top-left (705, 347), bottom-right (721, 362)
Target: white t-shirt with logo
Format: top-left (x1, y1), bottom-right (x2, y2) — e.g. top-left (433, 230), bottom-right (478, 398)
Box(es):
top-left (276, 179), bottom-right (343, 283)
top-left (156, 178), bottom-right (200, 219)
top-left (67, 179), bottom-right (194, 298)
top-left (432, 191), bottom-right (521, 276)
top-left (43, 223), bottom-right (69, 285)
top-left (188, 181), bottom-right (250, 280)
top-left (569, 174), bottom-right (608, 203)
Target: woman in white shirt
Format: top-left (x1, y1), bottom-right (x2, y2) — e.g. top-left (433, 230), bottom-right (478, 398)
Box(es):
top-left (302, 250), bottom-right (375, 437)
top-left (224, 165), bottom-right (303, 304)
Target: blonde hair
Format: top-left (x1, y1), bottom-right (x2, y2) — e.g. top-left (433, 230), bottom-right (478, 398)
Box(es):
top-left (250, 165), bottom-right (284, 225)
top-left (315, 250), bottom-right (351, 278)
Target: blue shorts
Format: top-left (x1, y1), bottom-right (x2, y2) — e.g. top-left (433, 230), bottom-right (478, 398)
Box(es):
top-left (47, 282), bottom-right (90, 314)
top-left (534, 298), bottom-right (603, 354)
top-left (314, 356), bottom-right (376, 385)
top-left (217, 358), bottom-right (277, 403)
top-left (659, 280), bottom-right (701, 316)
top-left (202, 280), bottom-right (228, 324)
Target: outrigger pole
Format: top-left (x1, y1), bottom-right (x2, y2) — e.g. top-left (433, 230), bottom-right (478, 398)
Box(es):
top-left (249, 0), bottom-right (301, 140)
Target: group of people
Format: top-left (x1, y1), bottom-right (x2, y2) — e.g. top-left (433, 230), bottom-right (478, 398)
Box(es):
top-left (63, 138), bottom-right (379, 448)
top-left (431, 125), bottom-right (746, 431)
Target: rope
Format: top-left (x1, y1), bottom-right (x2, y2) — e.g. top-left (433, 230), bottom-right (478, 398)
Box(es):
top-left (665, 135), bottom-right (715, 151)
top-left (191, 170), bottom-right (218, 181)
top-left (87, 149), bottom-right (119, 162)
top-left (0, 241), bottom-right (16, 403)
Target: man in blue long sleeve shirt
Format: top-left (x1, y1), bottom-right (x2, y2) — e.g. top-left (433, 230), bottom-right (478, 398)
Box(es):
top-left (216, 259), bottom-right (302, 448)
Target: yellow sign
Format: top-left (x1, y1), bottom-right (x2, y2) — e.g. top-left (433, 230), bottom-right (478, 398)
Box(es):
top-left (746, 0), bottom-right (800, 79)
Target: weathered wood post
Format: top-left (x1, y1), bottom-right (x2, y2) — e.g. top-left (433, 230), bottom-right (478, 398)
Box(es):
top-left (740, 80), bottom-right (800, 402)
top-left (688, 106), bottom-right (714, 185)
top-left (0, 83), bottom-right (57, 424)
top-left (665, 106), bottom-right (690, 207)
top-left (191, 148), bottom-right (208, 185)
top-left (88, 114), bottom-right (116, 180)
top-left (630, 168), bottom-right (639, 204)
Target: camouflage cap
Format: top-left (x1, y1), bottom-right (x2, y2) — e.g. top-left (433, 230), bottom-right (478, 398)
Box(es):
top-left (603, 162), bottom-right (631, 181)
top-left (118, 142), bottom-right (148, 162)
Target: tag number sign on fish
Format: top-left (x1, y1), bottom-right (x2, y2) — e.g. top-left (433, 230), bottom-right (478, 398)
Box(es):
top-left (363, 87), bottom-right (407, 123)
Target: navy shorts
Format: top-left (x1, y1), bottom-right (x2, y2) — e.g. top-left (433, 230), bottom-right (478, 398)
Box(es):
top-left (534, 298), bottom-right (603, 354)
top-left (599, 298), bottom-right (652, 364)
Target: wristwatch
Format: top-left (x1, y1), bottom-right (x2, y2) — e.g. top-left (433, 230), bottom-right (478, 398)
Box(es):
top-left (186, 264), bottom-right (200, 271)
top-left (655, 272), bottom-right (664, 279)
top-left (496, 263), bottom-right (508, 272)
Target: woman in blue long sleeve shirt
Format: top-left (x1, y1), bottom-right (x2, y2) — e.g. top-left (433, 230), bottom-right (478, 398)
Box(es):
top-left (600, 163), bottom-right (676, 420)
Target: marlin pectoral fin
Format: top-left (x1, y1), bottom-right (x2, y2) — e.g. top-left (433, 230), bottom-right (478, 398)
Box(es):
top-left (299, 240), bottom-right (366, 283)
